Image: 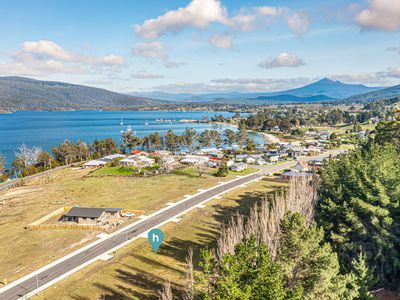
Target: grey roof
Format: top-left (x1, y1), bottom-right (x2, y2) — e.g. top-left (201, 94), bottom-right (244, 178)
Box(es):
top-left (64, 207), bottom-right (105, 218)
top-left (282, 171), bottom-right (312, 177)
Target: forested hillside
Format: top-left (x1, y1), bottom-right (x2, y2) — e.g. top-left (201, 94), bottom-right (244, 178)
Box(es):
top-left (0, 76), bottom-right (159, 111)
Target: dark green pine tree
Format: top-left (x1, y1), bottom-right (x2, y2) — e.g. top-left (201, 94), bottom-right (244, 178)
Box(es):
top-left (195, 236), bottom-right (300, 300)
top-left (278, 213), bottom-right (358, 300)
top-left (317, 143), bottom-right (400, 288)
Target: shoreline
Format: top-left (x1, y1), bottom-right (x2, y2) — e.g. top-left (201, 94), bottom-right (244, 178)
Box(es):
top-left (212, 121), bottom-right (281, 144)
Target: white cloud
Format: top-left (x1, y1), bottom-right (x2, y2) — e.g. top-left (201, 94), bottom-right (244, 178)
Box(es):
top-left (131, 71), bottom-right (164, 79)
top-left (135, 0), bottom-right (231, 39)
top-left (21, 40), bottom-right (75, 61)
top-left (387, 46), bottom-right (400, 54)
top-left (381, 68), bottom-right (400, 79)
top-left (231, 6), bottom-right (288, 33)
top-left (257, 6), bottom-right (288, 16)
top-left (287, 11), bottom-right (312, 37)
top-left (85, 79), bottom-right (113, 85)
top-left (149, 77), bottom-right (314, 93)
top-left (331, 68), bottom-right (400, 85)
top-left (209, 34), bottom-right (233, 49)
top-left (132, 41), bottom-right (167, 59)
top-left (132, 41), bottom-right (185, 68)
top-left (356, 0), bottom-right (400, 31)
top-left (101, 54), bottom-right (125, 66)
top-left (258, 53), bottom-right (305, 69)
top-left (0, 40), bottom-right (125, 76)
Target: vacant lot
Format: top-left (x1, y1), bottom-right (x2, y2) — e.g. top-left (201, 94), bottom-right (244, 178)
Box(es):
top-left (36, 178), bottom-right (284, 300)
top-left (0, 166), bottom-right (254, 284)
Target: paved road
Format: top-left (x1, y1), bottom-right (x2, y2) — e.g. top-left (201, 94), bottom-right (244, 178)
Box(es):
top-left (0, 151), bottom-right (339, 300)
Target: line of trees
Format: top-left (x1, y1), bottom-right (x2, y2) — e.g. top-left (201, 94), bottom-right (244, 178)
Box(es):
top-left (120, 127), bottom-right (249, 153)
top-left (0, 138), bottom-right (119, 181)
top-left (0, 126), bottom-right (253, 182)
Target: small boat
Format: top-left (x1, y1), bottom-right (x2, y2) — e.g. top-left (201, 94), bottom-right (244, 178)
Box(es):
top-left (127, 124), bottom-right (132, 132)
top-left (145, 120), bottom-right (149, 126)
top-left (120, 118), bottom-right (124, 126)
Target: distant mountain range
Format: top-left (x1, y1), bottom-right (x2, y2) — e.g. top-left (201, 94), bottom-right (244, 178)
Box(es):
top-left (0, 76), bottom-right (398, 111)
top-left (345, 84), bottom-right (400, 103)
top-left (0, 76), bottom-right (160, 111)
top-left (130, 78), bottom-right (383, 103)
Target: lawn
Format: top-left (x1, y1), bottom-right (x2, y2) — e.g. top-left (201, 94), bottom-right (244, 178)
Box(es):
top-left (0, 166), bottom-right (254, 284)
top-left (91, 166), bottom-right (137, 176)
top-left (36, 178), bottom-right (284, 300)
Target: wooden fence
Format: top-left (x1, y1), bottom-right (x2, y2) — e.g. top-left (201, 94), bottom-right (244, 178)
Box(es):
top-left (28, 223), bottom-right (106, 232)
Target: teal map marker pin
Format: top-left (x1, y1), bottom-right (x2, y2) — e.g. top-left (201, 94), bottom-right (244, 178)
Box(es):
top-left (148, 228), bottom-right (164, 253)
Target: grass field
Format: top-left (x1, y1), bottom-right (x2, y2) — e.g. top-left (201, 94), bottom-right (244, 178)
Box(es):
top-left (91, 166), bottom-right (138, 176)
top-left (35, 178), bottom-right (284, 300)
top-left (0, 166), bottom-right (256, 284)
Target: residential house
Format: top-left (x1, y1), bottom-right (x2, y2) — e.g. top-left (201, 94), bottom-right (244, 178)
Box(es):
top-left (161, 155), bottom-right (177, 166)
top-left (62, 207), bottom-right (107, 225)
top-left (309, 158), bottom-right (324, 171)
top-left (294, 161), bottom-right (309, 172)
top-left (100, 154), bottom-right (126, 162)
top-left (281, 170), bottom-right (312, 180)
top-left (120, 158), bottom-right (137, 167)
top-left (245, 156), bottom-right (256, 164)
top-left (130, 150), bottom-right (147, 156)
top-left (83, 160), bottom-right (107, 168)
top-left (180, 155), bottom-right (209, 165)
top-left (62, 207), bottom-right (122, 225)
top-left (230, 163), bottom-right (248, 172)
top-left (305, 146), bottom-right (322, 156)
top-left (256, 158), bottom-right (267, 165)
top-left (235, 154), bottom-right (248, 162)
top-left (268, 155), bottom-right (280, 163)
top-left (271, 126), bottom-right (281, 132)
top-left (286, 145), bottom-right (303, 157)
top-left (226, 159), bottom-right (235, 167)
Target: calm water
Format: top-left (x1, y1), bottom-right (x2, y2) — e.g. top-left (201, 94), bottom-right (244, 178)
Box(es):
top-left (0, 111), bottom-right (263, 166)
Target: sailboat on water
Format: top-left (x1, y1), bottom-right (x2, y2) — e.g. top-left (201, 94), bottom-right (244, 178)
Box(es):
top-left (120, 118), bottom-right (124, 126)
top-left (145, 120), bottom-right (149, 126)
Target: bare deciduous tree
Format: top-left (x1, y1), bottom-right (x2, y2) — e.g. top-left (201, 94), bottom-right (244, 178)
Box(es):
top-left (14, 143), bottom-right (42, 168)
top-left (183, 247), bottom-right (194, 300)
top-left (216, 175), bottom-right (319, 259)
top-left (195, 162), bottom-right (207, 177)
top-left (0, 152), bottom-right (5, 175)
top-left (159, 280), bottom-right (173, 300)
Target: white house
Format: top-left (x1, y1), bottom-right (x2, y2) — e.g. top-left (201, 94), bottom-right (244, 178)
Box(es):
top-left (100, 154), bottom-right (126, 162)
top-left (235, 154), bottom-right (248, 162)
top-left (83, 160), bottom-right (107, 168)
top-left (180, 155), bottom-right (209, 165)
top-left (268, 155), bottom-right (280, 163)
top-left (230, 163), bottom-right (248, 172)
top-left (120, 158), bottom-right (137, 167)
top-left (256, 158), bottom-right (267, 165)
top-left (226, 159), bottom-right (235, 167)
top-left (161, 155), bottom-right (176, 166)
top-left (245, 156), bottom-right (256, 164)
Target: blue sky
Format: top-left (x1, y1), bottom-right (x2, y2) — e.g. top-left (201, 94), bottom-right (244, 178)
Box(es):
top-left (0, 0), bottom-right (399, 93)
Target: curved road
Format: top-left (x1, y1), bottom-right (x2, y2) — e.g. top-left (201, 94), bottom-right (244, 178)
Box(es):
top-left (0, 151), bottom-right (339, 299)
